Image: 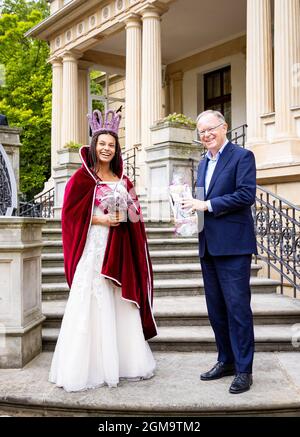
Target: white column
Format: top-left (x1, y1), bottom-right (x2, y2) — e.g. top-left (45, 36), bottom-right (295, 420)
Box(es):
top-left (141, 7), bottom-right (163, 193)
top-left (246, 0), bottom-right (273, 146)
top-left (78, 65), bottom-right (89, 146)
top-left (50, 58), bottom-right (63, 174)
top-left (169, 71), bottom-right (183, 114)
top-left (49, 0), bottom-right (63, 15)
top-left (141, 7), bottom-right (162, 147)
top-left (274, 0), bottom-right (300, 140)
top-left (125, 15), bottom-right (142, 150)
top-left (61, 51), bottom-right (79, 147)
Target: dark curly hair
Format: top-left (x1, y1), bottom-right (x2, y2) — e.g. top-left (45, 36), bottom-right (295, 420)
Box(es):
top-left (88, 130), bottom-right (122, 176)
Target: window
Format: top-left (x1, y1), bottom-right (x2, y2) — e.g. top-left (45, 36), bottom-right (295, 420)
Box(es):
top-left (204, 66), bottom-right (231, 129)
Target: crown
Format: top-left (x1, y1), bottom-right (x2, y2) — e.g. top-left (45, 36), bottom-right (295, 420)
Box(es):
top-left (87, 109), bottom-right (121, 137)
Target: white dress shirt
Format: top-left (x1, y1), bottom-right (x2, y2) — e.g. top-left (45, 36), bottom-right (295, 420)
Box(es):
top-left (205, 139), bottom-right (229, 212)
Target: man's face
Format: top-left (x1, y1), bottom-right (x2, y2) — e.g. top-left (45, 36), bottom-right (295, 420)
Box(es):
top-left (197, 115), bottom-right (228, 153)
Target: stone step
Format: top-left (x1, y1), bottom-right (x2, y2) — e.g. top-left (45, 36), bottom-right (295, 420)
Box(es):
top-left (147, 238), bottom-right (198, 250)
top-left (146, 227), bottom-right (176, 239)
top-left (1, 351), bottom-right (300, 416)
top-left (42, 239), bottom-right (199, 253)
top-left (153, 277), bottom-right (279, 297)
top-left (42, 229), bottom-right (62, 241)
top-left (42, 277), bottom-right (279, 301)
top-left (152, 263), bottom-right (260, 280)
top-left (42, 226), bottom-right (177, 240)
top-left (42, 294), bottom-right (300, 330)
top-left (150, 325), bottom-right (300, 352)
top-left (42, 241), bottom-right (63, 254)
top-left (42, 263), bottom-right (261, 283)
top-left (42, 249), bottom-right (202, 265)
top-left (145, 220), bottom-right (173, 228)
top-left (153, 293), bottom-right (300, 326)
top-left (42, 219), bottom-right (173, 229)
top-left (42, 219), bottom-right (62, 230)
top-left (150, 250), bottom-right (200, 265)
top-left (42, 253), bottom-right (64, 268)
top-left (42, 324), bottom-right (299, 352)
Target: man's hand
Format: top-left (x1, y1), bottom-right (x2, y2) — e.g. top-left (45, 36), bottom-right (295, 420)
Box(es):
top-left (181, 199), bottom-right (208, 212)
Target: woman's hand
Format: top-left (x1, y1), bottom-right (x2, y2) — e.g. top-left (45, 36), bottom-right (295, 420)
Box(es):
top-left (92, 214), bottom-right (122, 227)
top-left (181, 199), bottom-right (208, 212)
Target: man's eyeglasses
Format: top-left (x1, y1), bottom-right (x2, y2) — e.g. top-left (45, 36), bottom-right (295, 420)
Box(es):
top-left (198, 122), bottom-right (224, 137)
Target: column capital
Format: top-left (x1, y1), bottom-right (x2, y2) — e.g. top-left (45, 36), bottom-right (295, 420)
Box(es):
top-left (61, 50), bottom-right (82, 62)
top-left (48, 56), bottom-right (63, 66)
top-left (140, 4), bottom-right (168, 20)
top-left (78, 60), bottom-right (92, 71)
top-left (123, 13), bottom-right (142, 27)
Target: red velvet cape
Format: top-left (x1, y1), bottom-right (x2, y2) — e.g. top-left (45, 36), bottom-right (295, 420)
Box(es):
top-left (61, 146), bottom-right (157, 340)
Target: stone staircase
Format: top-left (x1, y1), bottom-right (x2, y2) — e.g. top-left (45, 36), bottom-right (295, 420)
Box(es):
top-left (1, 218), bottom-right (300, 417)
top-left (41, 219), bottom-right (300, 353)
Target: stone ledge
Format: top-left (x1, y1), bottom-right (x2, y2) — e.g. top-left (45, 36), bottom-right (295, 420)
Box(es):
top-left (0, 352), bottom-right (300, 416)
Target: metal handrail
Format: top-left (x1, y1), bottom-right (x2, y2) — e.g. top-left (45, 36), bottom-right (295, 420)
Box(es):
top-left (18, 187), bottom-right (54, 218)
top-left (123, 144), bottom-right (139, 186)
top-left (228, 124), bottom-right (248, 147)
top-left (255, 185), bottom-right (300, 297)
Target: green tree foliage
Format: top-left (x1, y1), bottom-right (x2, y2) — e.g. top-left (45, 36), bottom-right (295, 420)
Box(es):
top-left (0, 0), bottom-right (51, 199)
top-left (90, 70), bottom-right (104, 112)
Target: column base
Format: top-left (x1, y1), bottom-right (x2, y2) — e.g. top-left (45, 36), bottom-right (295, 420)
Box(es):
top-left (0, 317), bottom-right (45, 369)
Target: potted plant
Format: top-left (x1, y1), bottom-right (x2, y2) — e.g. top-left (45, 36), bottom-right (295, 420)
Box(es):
top-left (151, 113), bottom-right (196, 145)
top-left (58, 141), bottom-right (83, 165)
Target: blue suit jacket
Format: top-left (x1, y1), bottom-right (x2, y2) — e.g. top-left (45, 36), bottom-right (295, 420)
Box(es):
top-left (197, 142), bottom-right (257, 257)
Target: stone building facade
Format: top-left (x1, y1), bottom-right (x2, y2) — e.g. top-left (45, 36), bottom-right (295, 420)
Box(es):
top-left (26, 0), bottom-right (300, 204)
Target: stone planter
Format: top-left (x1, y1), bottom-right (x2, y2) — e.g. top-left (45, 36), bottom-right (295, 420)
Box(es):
top-left (57, 147), bottom-right (81, 166)
top-left (150, 120), bottom-right (195, 145)
top-left (146, 121), bottom-right (200, 221)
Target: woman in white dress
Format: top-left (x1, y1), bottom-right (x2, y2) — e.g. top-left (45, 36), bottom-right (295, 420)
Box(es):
top-left (49, 109), bottom-right (157, 392)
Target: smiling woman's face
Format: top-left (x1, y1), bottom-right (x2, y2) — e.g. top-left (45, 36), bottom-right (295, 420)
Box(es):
top-left (96, 133), bottom-right (116, 164)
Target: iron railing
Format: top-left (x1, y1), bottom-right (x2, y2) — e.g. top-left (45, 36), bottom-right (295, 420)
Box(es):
top-left (18, 187), bottom-right (54, 218)
top-left (255, 186), bottom-right (300, 297)
top-left (228, 123), bottom-right (248, 148)
top-left (123, 145), bottom-right (139, 187)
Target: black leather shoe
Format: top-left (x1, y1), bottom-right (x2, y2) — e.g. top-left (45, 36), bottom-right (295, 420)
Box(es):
top-left (200, 362), bottom-right (236, 381)
top-left (229, 373), bottom-right (253, 394)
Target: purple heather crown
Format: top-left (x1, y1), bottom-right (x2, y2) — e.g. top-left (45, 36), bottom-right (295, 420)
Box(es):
top-left (87, 109), bottom-right (121, 136)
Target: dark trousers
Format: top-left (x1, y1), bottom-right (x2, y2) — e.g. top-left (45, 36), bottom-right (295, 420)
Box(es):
top-left (200, 249), bottom-right (254, 373)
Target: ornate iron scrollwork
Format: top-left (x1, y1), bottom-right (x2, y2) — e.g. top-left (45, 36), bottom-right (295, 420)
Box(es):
top-left (0, 143), bottom-right (17, 216)
top-left (268, 218), bottom-right (281, 247)
top-left (256, 210), bottom-right (268, 237)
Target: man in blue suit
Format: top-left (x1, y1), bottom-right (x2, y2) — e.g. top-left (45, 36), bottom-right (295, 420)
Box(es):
top-left (183, 110), bottom-right (257, 394)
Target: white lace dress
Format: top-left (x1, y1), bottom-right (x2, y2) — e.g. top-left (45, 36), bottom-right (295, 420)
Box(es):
top-left (49, 185), bottom-right (156, 392)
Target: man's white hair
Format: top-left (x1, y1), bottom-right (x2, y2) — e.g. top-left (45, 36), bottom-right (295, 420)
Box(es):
top-left (196, 110), bottom-right (226, 124)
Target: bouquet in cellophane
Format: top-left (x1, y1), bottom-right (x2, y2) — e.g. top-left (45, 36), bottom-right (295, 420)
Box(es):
top-left (169, 174), bottom-right (198, 237)
top-left (95, 181), bottom-right (129, 222)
